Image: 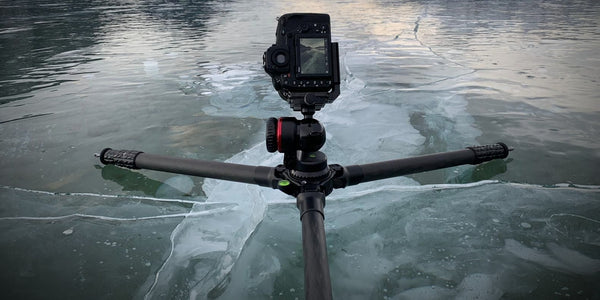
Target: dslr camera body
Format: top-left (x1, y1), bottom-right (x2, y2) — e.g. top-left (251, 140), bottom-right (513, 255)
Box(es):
top-left (263, 13), bottom-right (340, 114)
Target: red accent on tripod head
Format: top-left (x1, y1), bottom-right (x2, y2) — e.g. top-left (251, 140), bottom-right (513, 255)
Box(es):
top-left (277, 117), bottom-right (283, 152)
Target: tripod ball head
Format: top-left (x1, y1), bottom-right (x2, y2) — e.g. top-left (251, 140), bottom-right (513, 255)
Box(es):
top-left (266, 117), bottom-right (326, 153)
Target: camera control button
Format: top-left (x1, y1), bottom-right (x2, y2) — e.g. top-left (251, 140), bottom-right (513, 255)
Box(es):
top-left (299, 24), bottom-right (310, 32)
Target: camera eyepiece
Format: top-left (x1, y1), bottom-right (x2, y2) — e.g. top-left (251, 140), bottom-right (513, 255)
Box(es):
top-left (273, 51), bottom-right (288, 66)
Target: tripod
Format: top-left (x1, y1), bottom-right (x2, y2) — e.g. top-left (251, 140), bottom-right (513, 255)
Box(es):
top-left (96, 99), bottom-right (510, 300)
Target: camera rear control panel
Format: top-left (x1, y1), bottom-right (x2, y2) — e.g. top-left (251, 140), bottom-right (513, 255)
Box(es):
top-left (283, 78), bottom-right (333, 88)
top-left (265, 13), bottom-right (340, 111)
top-left (294, 23), bottom-right (329, 34)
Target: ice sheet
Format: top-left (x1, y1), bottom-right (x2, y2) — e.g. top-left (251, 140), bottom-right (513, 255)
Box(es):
top-left (2, 0), bottom-right (599, 299)
top-left (219, 182), bottom-right (600, 299)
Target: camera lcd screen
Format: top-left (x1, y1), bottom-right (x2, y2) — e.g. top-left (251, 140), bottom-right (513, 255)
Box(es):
top-left (299, 38), bottom-right (328, 75)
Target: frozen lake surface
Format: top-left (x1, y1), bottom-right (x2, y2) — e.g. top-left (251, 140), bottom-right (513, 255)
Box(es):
top-left (1, 0), bottom-right (599, 299)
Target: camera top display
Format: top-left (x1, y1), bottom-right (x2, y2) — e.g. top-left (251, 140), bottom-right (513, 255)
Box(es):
top-left (263, 13), bottom-right (340, 115)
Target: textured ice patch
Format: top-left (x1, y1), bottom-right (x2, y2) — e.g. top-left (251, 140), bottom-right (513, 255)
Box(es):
top-left (201, 68), bottom-right (255, 91)
top-left (392, 286), bottom-right (453, 300)
top-left (143, 60), bottom-right (160, 76)
top-left (320, 84), bottom-right (426, 164)
top-left (505, 239), bottom-right (600, 275)
top-left (197, 63), bottom-right (289, 118)
top-left (455, 273), bottom-right (503, 300)
top-left (155, 175), bottom-right (194, 198)
top-left (142, 143), bottom-right (284, 299)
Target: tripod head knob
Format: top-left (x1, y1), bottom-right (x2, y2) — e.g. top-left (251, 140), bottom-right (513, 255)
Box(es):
top-left (266, 118), bottom-right (279, 153)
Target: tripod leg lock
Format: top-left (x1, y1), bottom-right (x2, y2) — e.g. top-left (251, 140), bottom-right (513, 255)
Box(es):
top-left (297, 192), bottom-right (325, 220)
top-left (98, 148), bottom-right (143, 169)
top-left (467, 142), bottom-right (510, 164)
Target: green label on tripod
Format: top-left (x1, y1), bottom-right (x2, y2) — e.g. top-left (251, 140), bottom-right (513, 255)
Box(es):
top-left (278, 180), bottom-right (290, 187)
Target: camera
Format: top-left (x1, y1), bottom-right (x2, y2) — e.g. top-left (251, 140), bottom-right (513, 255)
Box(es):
top-left (263, 13), bottom-right (340, 114)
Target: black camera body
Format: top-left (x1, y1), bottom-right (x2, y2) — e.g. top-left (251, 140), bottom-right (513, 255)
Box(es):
top-left (263, 13), bottom-right (340, 114)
